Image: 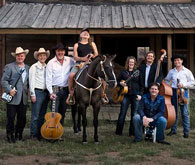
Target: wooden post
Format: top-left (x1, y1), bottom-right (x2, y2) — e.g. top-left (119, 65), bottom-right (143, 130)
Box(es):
top-left (155, 34), bottom-right (162, 60)
top-left (1, 0), bottom-right (5, 7)
top-left (167, 34), bottom-right (172, 71)
top-left (0, 35), bottom-right (5, 96)
top-left (0, 0), bottom-right (6, 96)
top-left (187, 34), bottom-right (194, 75)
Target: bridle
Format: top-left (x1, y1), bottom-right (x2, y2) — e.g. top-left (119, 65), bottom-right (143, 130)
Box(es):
top-left (74, 55), bottom-right (115, 105)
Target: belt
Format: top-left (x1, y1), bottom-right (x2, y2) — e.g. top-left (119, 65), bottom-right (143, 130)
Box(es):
top-left (35, 88), bottom-right (47, 92)
top-left (52, 86), bottom-right (67, 91)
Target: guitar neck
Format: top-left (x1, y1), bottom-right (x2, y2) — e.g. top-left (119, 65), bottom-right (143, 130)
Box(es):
top-left (52, 98), bottom-right (56, 116)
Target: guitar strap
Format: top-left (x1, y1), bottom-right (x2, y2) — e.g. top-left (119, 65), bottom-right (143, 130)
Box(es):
top-left (11, 69), bottom-right (25, 89)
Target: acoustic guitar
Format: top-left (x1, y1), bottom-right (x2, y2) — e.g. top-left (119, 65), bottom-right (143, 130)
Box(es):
top-left (41, 87), bottom-right (64, 140)
top-left (112, 70), bottom-right (139, 103)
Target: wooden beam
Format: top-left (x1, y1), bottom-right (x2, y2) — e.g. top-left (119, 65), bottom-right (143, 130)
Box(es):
top-left (167, 34), bottom-right (172, 71)
top-left (0, 29), bottom-right (195, 35)
top-left (188, 34), bottom-right (195, 75)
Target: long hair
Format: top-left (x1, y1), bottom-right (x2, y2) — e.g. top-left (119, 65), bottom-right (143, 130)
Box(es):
top-left (125, 56), bottom-right (137, 70)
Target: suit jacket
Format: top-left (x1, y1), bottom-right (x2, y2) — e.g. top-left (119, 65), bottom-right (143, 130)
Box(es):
top-left (138, 63), bottom-right (163, 90)
top-left (1, 62), bottom-right (29, 105)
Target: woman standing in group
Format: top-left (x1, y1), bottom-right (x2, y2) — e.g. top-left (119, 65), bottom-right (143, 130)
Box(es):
top-left (115, 56), bottom-right (144, 136)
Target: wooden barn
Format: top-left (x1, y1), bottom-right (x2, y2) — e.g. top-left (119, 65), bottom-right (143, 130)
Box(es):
top-left (0, 0), bottom-right (195, 95)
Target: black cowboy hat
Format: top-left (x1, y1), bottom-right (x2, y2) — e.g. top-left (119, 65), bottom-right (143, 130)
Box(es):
top-left (171, 54), bottom-right (185, 61)
top-left (52, 43), bottom-right (66, 55)
top-left (80, 28), bottom-right (90, 34)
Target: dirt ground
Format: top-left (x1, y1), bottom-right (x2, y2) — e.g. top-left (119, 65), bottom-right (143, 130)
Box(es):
top-left (0, 151), bottom-right (194, 165)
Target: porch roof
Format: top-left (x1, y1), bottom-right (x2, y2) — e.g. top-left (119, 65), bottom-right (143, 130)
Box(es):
top-left (0, 2), bottom-right (195, 34)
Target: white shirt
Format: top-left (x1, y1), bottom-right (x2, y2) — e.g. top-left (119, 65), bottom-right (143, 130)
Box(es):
top-left (165, 66), bottom-right (195, 89)
top-left (29, 61), bottom-right (47, 96)
top-left (46, 56), bottom-right (75, 94)
top-left (145, 64), bottom-right (151, 88)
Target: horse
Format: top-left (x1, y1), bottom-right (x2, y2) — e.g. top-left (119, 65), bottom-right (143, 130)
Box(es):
top-left (71, 54), bottom-right (117, 144)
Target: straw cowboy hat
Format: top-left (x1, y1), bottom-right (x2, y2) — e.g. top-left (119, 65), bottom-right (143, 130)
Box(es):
top-left (11, 47), bottom-right (29, 57)
top-left (34, 48), bottom-right (50, 60)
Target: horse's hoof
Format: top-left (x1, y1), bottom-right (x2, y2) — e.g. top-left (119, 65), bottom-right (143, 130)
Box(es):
top-left (95, 141), bottom-right (99, 144)
top-left (82, 141), bottom-right (88, 145)
top-left (74, 132), bottom-right (79, 136)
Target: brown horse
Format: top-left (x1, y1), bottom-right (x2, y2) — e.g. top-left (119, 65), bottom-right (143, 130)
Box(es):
top-left (72, 54), bottom-right (117, 144)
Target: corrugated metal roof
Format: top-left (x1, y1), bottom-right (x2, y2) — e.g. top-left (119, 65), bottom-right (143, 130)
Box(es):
top-left (0, 2), bottom-right (195, 29)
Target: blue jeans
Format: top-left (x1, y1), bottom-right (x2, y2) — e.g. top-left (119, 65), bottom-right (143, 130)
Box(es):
top-left (133, 114), bottom-right (167, 141)
top-left (116, 95), bottom-right (139, 135)
top-left (30, 89), bottom-right (49, 137)
top-left (171, 89), bottom-right (190, 135)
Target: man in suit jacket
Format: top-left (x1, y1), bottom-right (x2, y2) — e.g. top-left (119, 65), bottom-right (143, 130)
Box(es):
top-left (138, 51), bottom-right (163, 94)
top-left (1, 47), bottom-right (29, 143)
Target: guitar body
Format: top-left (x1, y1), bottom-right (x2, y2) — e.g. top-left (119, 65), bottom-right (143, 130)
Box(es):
top-left (112, 85), bottom-right (128, 103)
top-left (41, 112), bottom-right (64, 140)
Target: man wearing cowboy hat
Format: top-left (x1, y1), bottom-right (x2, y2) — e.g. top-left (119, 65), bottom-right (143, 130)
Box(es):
top-left (1, 47), bottom-right (29, 143)
top-left (165, 54), bottom-right (195, 138)
top-left (29, 48), bottom-right (50, 140)
top-left (46, 43), bottom-right (75, 126)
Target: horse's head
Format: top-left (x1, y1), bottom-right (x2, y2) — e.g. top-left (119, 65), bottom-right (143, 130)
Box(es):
top-left (97, 54), bottom-right (117, 88)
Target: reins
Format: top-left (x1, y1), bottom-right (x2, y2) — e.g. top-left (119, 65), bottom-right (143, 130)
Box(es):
top-left (74, 55), bottom-right (108, 105)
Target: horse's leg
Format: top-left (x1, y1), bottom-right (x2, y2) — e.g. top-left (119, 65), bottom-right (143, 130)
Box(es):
top-left (77, 109), bottom-right (81, 132)
top-left (93, 103), bottom-right (101, 143)
top-left (79, 105), bottom-right (87, 144)
top-left (71, 104), bottom-right (79, 134)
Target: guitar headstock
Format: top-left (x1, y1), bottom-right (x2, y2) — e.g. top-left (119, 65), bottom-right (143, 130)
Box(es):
top-left (52, 86), bottom-right (59, 95)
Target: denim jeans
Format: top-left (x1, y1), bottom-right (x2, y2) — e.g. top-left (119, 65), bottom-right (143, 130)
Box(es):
top-left (30, 89), bottom-right (49, 137)
top-left (133, 114), bottom-right (167, 141)
top-left (171, 89), bottom-right (190, 135)
top-left (116, 95), bottom-right (139, 135)
top-left (51, 87), bottom-right (69, 126)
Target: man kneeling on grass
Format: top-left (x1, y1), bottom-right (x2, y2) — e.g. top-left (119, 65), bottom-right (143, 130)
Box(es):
top-left (133, 82), bottom-right (170, 145)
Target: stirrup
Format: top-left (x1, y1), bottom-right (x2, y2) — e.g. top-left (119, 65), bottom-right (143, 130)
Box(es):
top-left (101, 94), bottom-right (109, 104)
top-left (66, 94), bottom-right (75, 105)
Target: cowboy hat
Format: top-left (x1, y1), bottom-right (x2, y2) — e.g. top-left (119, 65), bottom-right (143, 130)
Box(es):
top-left (52, 43), bottom-right (66, 55)
top-left (171, 54), bottom-right (185, 61)
top-left (34, 48), bottom-right (50, 60)
top-left (11, 47), bottom-right (29, 57)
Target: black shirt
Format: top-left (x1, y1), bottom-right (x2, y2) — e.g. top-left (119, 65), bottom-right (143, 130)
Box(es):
top-left (77, 42), bottom-right (94, 58)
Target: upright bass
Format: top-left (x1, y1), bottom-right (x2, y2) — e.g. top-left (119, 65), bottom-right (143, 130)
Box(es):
top-left (155, 49), bottom-right (176, 129)
top-left (41, 87), bottom-right (64, 140)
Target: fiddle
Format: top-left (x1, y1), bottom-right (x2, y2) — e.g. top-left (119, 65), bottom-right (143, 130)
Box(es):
top-left (177, 79), bottom-right (188, 105)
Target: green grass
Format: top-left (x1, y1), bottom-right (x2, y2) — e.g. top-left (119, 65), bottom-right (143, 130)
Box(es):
top-left (0, 99), bottom-right (195, 164)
